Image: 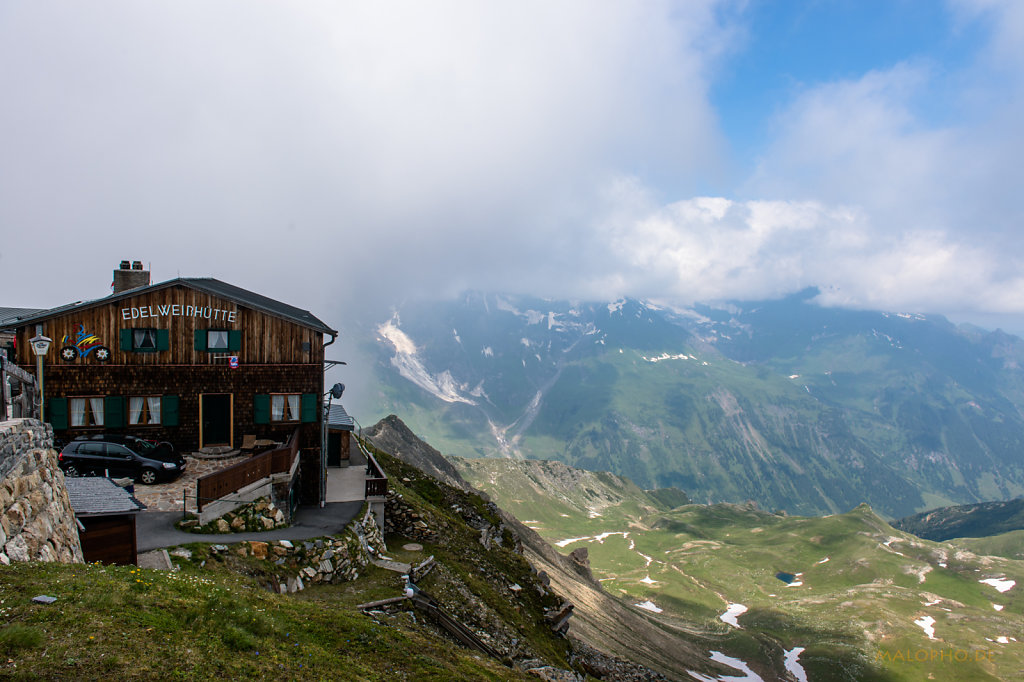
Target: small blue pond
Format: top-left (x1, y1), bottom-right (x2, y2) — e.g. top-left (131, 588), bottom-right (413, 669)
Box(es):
top-left (775, 572), bottom-right (796, 584)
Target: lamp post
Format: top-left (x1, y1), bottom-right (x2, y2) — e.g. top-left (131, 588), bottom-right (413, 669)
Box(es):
top-left (28, 333), bottom-right (52, 422)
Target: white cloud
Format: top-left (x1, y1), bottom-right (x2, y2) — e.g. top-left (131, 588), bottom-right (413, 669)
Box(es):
top-left (3, 0), bottom-right (1024, 334)
top-left (0, 0), bottom-right (730, 315)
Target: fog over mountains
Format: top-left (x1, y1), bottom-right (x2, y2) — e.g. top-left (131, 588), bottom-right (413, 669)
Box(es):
top-left (362, 290), bottom-right (1024, 518)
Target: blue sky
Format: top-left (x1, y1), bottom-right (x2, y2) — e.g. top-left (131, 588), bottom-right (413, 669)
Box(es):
top-left (713, 1), bottom-right (988, 169)
top-left (2, 1), bottom-right (1024, 333)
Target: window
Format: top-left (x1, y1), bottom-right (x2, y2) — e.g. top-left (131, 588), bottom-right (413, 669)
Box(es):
top-left (70, 398), bottom-right (104, 427)
top-left (134, 329), bottom-right (157, 350)
top-left (270, 394), bottom-right (301, 422)
top-left (254, 393), bottom-right (316, 424)
top-left (194, 329), bottom-right (240, 352)
top-left (208, 330), bottom-right (229, 350)
top-left (120, 328), bottom-right (168, 353)
top-left (128, 396), bottom-right (163, 425)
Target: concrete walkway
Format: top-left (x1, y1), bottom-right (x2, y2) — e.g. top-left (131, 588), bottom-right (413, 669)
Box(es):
top-left (325, 465), bottom-right (367, 503)
top-left (136, 500), bottom-right (364, 552)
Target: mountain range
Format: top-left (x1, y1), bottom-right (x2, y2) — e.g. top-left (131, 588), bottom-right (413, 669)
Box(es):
top-left (361, 289), bottom-right (1024, 518)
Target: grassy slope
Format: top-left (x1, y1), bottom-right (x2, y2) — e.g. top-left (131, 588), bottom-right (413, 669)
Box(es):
top-left (458, 458), bottom-right (1024, 682)
top-left (0, 450), bottom-right (575, 681)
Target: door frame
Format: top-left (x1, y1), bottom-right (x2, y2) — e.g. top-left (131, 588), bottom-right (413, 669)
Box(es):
top-left (199, 393), bottom-right (233, 448)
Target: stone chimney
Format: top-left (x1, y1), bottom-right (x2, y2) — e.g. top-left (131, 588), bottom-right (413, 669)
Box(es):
top-left (112, 260), bottom-right (150, 293)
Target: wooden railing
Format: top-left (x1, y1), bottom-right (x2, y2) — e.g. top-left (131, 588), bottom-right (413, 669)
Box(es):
top-left (196, 428), bottom-right (300, 511)
top-left (361, 440), bottom-right (388, 498)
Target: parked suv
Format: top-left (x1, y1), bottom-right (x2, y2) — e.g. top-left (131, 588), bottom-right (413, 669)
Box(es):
top-left (58, 435), bottom-right (186, 485)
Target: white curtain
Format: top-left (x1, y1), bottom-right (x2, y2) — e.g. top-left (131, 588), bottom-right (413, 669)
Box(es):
top-left (287, 394), bottom-right (300, 421)
top-left (271, 395), bottom-right (285, 421)
top-left (148, 396), bottom-right (161, 424)
top-left (89, 397), bottom-right (104, 426)
top-left (209, 331), bottom-right (228, 349)
top-left (129, 397), bottom-right (144, 425)
top-left (71, 398), bottom-right (86, 427)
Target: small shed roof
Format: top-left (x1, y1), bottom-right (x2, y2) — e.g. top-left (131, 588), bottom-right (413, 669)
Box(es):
top-left (0, 307), bottom-right (45, 327)
top-left (327, 403), bottom-right (355, 431)
top-left (65, 477), bottom-right (146, 516)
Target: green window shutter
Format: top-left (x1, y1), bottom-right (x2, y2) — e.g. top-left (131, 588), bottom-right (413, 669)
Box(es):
top-left (194, 329), bottom-right (207, 352)
top-left (227, 329), bottom-right (241, 352)
top-left (157, 329), bottom-right (170, 351)
top-left (162, 395), bottom-right (179, 426)
top-left (48, 398), bottom-right (68, 430)
top-left (120, 329), bottom-right (132, 352)
top-left (104, 396), bottom-right (125, 428)
top-left (254, 394), bottom-right (270, 424)
top-left (300, 393), bottom-right (318, 423)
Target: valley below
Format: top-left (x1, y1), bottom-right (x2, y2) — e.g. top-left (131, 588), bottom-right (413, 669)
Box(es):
top-left (455, 456), bottom-right (1024, 681)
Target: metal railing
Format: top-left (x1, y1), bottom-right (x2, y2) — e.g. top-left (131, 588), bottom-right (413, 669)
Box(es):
top-left (196, 428), bottom-right (300, 511)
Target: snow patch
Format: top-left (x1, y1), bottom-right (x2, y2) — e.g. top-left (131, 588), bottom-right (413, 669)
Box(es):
top-left (555, 537), bottom-right (591, 548)
top-left (815, 557), bottom-right (830, 565)
top-left (996, 636), bottom-right (1010, 644)
top-left (719, 603), bottom-right (747, 628)
top-left (608, 300), bottom-right (626, 314)
top-left (640, 575), bottom-right (657, 585)
top-left (634, 600), bottom-right (662, 613)
top-left (688, 651), bottom-right (765, 682)
top-left (993, 604), bottom-right (1004, 611)
top-left (643, 353), bottom-right (691, 363)
top-left (784, 648), bottom-right (809, 682)
top-left (482, 346), bottom-right (494, 357)
top-left (980, 578), bottom-right (1015, 593)
top-left (914, 615), bottom-right (936, 640)
top-left (379, 319), bottom-right (475, 405)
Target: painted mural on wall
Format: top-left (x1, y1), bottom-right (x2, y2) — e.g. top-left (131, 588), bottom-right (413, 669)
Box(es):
top-left (60, 324), bottom-right (111, 362)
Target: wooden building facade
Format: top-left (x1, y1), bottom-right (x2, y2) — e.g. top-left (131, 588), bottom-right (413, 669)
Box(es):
top-left (1, 274), bottom-right (337, 505)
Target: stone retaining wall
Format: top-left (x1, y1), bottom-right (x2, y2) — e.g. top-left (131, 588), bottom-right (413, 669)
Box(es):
top-left (169, 508), bottom-right (387, 594)
top-left (383, 491), bottom-right (439, 543)
top-left (0, 419), bottom-right (83, 565)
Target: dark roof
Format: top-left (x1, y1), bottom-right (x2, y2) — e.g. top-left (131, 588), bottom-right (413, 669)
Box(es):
top-left (327, 403), bottom-right (355, 431)
top-left (0, 278), bottom-right (336, 335)
top-left (64, 477), bottom-right (145, 516)
top-left (0, 307), bottom-right (46, 327)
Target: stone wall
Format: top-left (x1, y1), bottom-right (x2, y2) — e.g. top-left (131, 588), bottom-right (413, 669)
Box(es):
top-left (0, 419), bottom-right (83, 564)
top-left (166, 507), bottom-right (387, 594)
top-left (383, 491), bottom-right (439, 543)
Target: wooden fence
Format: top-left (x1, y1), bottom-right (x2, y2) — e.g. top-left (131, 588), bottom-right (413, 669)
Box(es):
top-left (0, 350), bottom-right (37, 420)
top-left (362, 441), bottom-right (388, 498)
top-left (196, 428), bottom-right (300, 511)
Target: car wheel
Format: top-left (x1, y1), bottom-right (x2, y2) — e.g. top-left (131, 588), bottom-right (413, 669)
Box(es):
top-left (139, 468), bottom-right (158, 485)
top-left (60, 346), bottom-right (78, 362)
top-left (63, 464), bottom-right (79, 477)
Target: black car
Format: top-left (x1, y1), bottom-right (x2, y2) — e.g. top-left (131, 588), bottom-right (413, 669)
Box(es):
top-left (58, 434), bottom-right (186, 485)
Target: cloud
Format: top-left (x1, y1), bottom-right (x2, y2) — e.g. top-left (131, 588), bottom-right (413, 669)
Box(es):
top-left (3, 0), bottom-right (1024, 336)
top-left (0, 0), bottom-right (730, 316)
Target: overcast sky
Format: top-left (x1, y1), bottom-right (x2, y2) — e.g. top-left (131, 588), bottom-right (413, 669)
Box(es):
top-left (3, 1), bottom-right (1024, 336)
